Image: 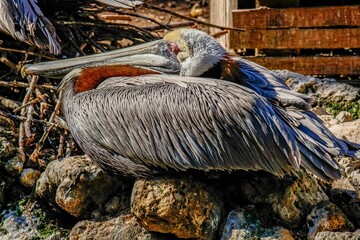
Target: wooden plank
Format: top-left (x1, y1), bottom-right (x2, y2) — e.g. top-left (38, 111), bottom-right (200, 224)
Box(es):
top-left (243, 56), bottom-right (360, 75)
top-left (233, 5), bottom-right (360, 29)
top-left (209, 0), bottom-right (238, 50)
top-left (230, 28), bottom-right (360, 49)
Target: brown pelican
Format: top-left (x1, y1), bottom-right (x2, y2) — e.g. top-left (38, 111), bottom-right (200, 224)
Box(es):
top-left (0, 0), bottom-right (142, 55)
top-left (23, 29), bottom-right (360, 181)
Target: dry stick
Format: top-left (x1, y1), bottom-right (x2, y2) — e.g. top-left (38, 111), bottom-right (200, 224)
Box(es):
top-left (143, 4), bottom-right (245, 32)
top-left (1, 53), bottom-right (18, 71)
top-left (35, 88), bottom-right (49, 120)
top-left (30, 99), bottom-right (62, 162)
top-left (24, 105), bottom-right (34, 138)
top-left (58, 133), bottom-right (65, 158)
top-left (58, 21), bottom-right (157, 40)
top-left (0, 80), bottom-right (58, 91)
top-left (18, 75), bottom-right (38, 162)
top-left (143, 21), bottom-right (195, 31)
top-left (113, 10), bottom-right (172, 30)
top-left (0, 110), bottom-right (58, 126)
top-left (0, 47), bottom-right (57, 60)
top-left (0, 96), bottom-right (20, 110)
top-left (13, 97), bottom-right (40, 113)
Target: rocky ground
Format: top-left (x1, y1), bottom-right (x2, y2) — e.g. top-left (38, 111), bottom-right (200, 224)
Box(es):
top-left (0, 72), bottom-right (360, 239)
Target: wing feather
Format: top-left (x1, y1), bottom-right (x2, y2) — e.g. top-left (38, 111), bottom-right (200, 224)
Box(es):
top-left (65, 74), bottom-right (299, 177)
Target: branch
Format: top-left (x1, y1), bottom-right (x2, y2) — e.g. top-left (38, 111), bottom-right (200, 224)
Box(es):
top-left (143, 4), bottom-right (245, 32)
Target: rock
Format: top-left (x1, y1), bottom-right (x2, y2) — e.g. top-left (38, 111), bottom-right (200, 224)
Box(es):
top-left (36, 155), bottom-right (127, 217)
top-left (335, 111), bottom-right (353, 123)
top-left (20, 168), bottom-right (41, 187)
top-left (221, 209), bottom-right (295, 240)
top-left (240, 171), bottom-right (328, 228)
top-left (307, 201), bottom-right (354, 239)
top-left (69, 214), bottom-right (165, 240)
top-left (0, 136), bottom-right (16, 160)
top-left (330, 177), bottom-right (360, 228)
top-left (311, 106), bottom-right (329, 116)
top-left (0, 201), bottom-right (68, 240)
top-left (4, 155), bottom-right (25, 175)
top-left (0, 213), bottom-right (38, 240)
top-left (315, 229), bottom-right (360, 240)
top-left (338, 157), bottom-right (360, 191)
top-left (104, 196), bottom-right (121, 214)
top-left (328, 119), bottom-right (360, 143)
top-left (131, 178), bottom-right (224, 240)
top-left (275, 70), bottom-right (360, 118)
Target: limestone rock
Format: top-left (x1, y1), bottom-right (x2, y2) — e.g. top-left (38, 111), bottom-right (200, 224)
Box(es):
top-left (328, 119), bottom-right (360, 143)
top-left (131, 178), bottom-right (224, 240)
top-left (330, 177), bottom-right (360, 228)
top-left (0, 136), bottom-right (16, 160)
top-left (221, 209), bottom-right (295, 240)
top-left (307, 201), bottom-right (354, 239)
top-left (315, 229), bottom-right (360, 240)
top-left (4, 155), bottom-right (25, 175)
top-left (335, 111), bottom-right (353, 123)
top-left (20, 168), bottom-right (41, 187)
top-left (36, 155), bottom-right (126, 217)
top-left (275, 70), bottom-right (360, 118)
top-left (338, 157), bottom-right (360, 192)
top-left (240, 172), bottom-right (328, 228)
top-left (0, 202), bottom-right (68, 240)
top-left (69, 214), bottom-right (164, 240)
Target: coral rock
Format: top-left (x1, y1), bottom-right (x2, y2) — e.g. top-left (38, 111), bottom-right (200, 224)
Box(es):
top-left (69, 214), bottom-right (163, 240)
top-left (328, 120), bottom-right (360, 144)
top-left (240, 172), bottom-right (328, 228)
top-left (131, 178), bottom-right (224, 240)
top-left (36, 155), bottom-right (125, 217)
top-left (315, 229), bottom-right (360, 240)
top-left (0, 137), bottom-right (16, 160)
top-left (221, 209), bottom-right (295, 240)
top-left (20, 168), bottom-right (41, 187)
top-left (307, 201), bottom-right (354, 239)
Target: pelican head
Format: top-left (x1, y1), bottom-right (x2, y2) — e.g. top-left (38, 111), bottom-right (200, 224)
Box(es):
top-left (22, 29), bottom-right (227, 79)
top-left (163, 29), bottom-right (227, 77)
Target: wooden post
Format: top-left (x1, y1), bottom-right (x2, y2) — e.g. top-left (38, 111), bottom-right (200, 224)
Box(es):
top-left (209, 0), bottom-right (238, 50)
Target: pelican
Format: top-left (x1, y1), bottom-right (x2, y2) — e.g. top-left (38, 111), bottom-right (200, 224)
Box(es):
top-left (0, 0), bottom-right (142, 55)
top-left (23, 29), bottom-right (360, 181)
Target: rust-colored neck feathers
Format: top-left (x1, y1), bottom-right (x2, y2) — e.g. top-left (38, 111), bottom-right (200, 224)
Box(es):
top-left (220, 55), bottom-right (241, 82)
top-left (74, 65), bottom-right (159, 93)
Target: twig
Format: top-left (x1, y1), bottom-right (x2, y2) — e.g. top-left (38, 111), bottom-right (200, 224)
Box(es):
top-left (35, 88), bottom-right (50, 120)
top-left (143, 4), bottom-right (245, 32)
top-left (0, 47), bottom-right (58, 60)
top-left (0, 96), bottom-right (20, 110)
top-left (57, 21), bottom-right (158, 40)
top-left (13, 97), bottom-right (41, 113)
top-left (30, 99), bottom-right (62, 162)
top-left (18, 75), bottom-right (38, 162)
top-left (0, 80), bottom-right (58, 91)
top-left (1, 52), bottom-right (19, 72)
top-left (114, 10), bottom-right (171, 30)
top-left (25, 105), bottom-right (34, 138)
top-left (143, 21), bottom-right (195, 31)
top-left (58, 133), bottom-right (65, 158)
top-left (0, 110), bottom-right (60, 126)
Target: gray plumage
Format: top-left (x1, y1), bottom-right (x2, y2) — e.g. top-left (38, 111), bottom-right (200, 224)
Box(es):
top-left (0, 0), bottom-right (61, 54)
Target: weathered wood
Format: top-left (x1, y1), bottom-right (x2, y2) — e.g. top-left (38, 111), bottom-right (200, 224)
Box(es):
top-left (231, 28), bottom-right (360, 49)
top-left (255, 0), bottom-right (299, 8)
top-left (243, 56), bottom-right (360, 75)
top-left (209, 0), bottom-right (238, 49)
top-left (233, 5), bottom-right (360, 29)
